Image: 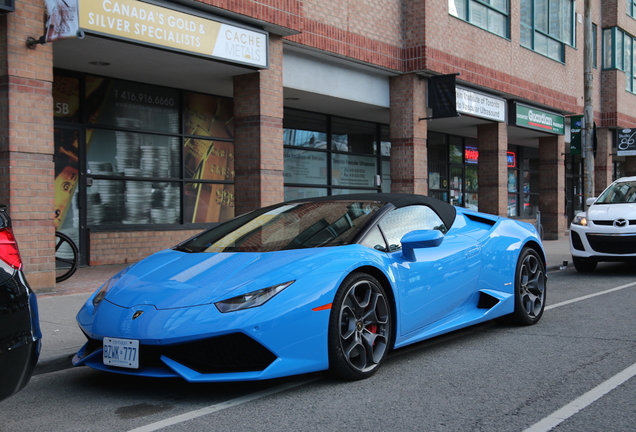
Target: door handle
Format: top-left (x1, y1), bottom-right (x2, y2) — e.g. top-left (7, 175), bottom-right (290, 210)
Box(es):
top-left (465, 246), bottom-right (480, 258)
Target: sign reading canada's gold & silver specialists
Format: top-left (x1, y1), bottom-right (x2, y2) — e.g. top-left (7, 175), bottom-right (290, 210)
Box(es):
top-left (78, 0), bottom-right (268, 68)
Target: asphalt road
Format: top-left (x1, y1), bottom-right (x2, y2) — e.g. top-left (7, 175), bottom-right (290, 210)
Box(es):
top-left (2, 262), bottom-right (635, 432)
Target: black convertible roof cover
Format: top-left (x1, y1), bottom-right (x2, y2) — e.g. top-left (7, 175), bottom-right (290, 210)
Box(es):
top-left (287, 193), bottom-right (457, 230)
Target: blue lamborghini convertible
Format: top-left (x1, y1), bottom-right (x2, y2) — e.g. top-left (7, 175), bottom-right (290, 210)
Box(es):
top-left (73, 193), bottom-right (546, 381)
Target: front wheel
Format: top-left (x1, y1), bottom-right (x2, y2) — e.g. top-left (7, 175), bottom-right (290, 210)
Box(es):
top-left (328, 272), bottom-right (392, 380)
top-left (509, 248), bottom-right (546, 326)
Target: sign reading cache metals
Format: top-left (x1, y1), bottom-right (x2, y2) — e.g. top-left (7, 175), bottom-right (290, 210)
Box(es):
top-left (79, 0), bottom-right (268, 68)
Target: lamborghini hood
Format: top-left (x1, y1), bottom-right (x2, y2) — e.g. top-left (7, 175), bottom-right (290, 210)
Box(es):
top-left (100, 248), bottom-right (341, 310)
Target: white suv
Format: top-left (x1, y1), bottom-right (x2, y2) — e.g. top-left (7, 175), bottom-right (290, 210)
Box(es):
top-left (570, 176), bottom-right (636, 272)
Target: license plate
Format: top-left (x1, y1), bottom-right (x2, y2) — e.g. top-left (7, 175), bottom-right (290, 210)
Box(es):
top-left (103, 337), bottom-right (139, 369)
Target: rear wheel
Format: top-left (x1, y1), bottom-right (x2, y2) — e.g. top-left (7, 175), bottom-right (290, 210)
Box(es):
top-left (328, 272), bottom-right (392, 380)
top-left (573, 256), bottom-right (597, 273)
top-left (510, 248), bottom-right (546, 326)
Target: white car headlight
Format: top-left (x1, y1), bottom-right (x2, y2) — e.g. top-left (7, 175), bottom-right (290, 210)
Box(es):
top-left (571, 214), bottom-right (588, 226)
top-left (215, 281), bottom-right (295, 313)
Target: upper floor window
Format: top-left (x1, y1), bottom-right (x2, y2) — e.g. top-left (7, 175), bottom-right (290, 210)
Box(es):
top-left (603, 27), bottom-right (636, 93)
top-left (628, 0), bottom-right (636, 19)
top-left (449, 0), bottom-right (509, 38)
top-left (520, 0), bottom-right (575, 62)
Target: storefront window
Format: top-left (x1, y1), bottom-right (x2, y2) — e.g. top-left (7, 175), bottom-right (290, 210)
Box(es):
top-left (87, 130), bottom-right (181, 178)
top-left (332, 154), bottom-right (377, 188)
top-left (284, 148), bottom-right (328, 185)
top-left (85, 76), bottom-right (180, 133)
top-left (184, 183), bottom-right (234, 224)
top-left (54, 73), bottom-right (236, 230)
top-left (332, 117), bottom-right (377, 154)
top-left (283, 109), bottom-right (389, 198)
top-left (53, 76), bottom-right (80, 123)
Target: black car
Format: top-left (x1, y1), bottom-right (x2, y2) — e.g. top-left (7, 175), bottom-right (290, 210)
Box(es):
top-left (0, 205), bottom-right (41, 401)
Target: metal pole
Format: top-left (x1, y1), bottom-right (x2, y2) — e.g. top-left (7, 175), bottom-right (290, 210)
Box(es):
top-left (583, 0), bottom-right (594, 207)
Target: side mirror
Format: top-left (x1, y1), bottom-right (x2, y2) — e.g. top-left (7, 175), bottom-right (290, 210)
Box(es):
top-left (586, 197), bottom-right (596, 207)
top-left (401, 230), bottom-right (444, 261)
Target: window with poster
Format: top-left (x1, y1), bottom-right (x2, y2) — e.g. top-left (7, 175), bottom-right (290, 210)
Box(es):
top-left (53, 71), bottom-right (235, 234)
top-left (507, 145), bottom-right (539, 218)
top-left (427, 132), bottom-right (479, 210)
top-left (283, 109), bottom-right (390, 199)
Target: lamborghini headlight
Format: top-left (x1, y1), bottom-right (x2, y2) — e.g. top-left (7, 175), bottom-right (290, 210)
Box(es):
top-left (92, 267), bottom-right (132, 307)
top-left (571, 214), bottom-right (588, 226)
top-left (215, 281), bottom-right (295, 313)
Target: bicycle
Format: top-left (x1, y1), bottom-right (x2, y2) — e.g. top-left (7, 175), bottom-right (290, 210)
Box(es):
top-left (55, 231), bottom-right (79, 283)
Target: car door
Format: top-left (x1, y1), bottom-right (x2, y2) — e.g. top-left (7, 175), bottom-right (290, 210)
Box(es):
top-left (378, 205), bottom-right (481, 336)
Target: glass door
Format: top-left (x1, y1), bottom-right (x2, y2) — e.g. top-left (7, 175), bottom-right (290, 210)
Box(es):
top-left (54, 126), bottom-right (86, 267)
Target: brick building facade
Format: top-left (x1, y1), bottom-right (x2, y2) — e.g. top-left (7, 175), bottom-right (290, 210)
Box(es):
top-left (0, 0), bottom-right (634, 291)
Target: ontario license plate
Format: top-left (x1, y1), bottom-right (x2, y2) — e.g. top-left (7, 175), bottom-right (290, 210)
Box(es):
top-left (103, 337), bottom-right (139, 369)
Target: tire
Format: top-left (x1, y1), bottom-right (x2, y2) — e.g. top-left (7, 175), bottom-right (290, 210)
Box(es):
top-left (328, 272), bottom-right (392, 380)
top-left (573, 256), bottom-right (597, 273)
top-left (509, 248), bottom-right (546, 326)
top-left (55, 231), bottom-right (79, 283)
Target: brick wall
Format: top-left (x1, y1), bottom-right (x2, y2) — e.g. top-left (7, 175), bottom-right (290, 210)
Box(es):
top-left (89, 229), bottom-right (201, 266)
top-left (0, 1), bottom-right (55, 289)
top-left (233, 35), bottom-right (285, 215)
top-left (477, 123), bottom-right (507, 216)
top-left (539, 135), bottom-right (567, 240)
top-left (389, 74), bottom-right (428, 194)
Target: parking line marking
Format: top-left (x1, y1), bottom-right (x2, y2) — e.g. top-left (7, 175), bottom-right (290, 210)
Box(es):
top-left (127, 378), bottom-right (317, 432)
top-left (522, 362), bottom-right (636, 432)
top-left (523, 280), bottom-right (636, 432)
top-left (546, 280), bottom-right (636, 310)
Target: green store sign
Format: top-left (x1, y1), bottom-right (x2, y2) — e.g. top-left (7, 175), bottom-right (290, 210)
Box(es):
top-left (511, 103), bottom-right (564, 135)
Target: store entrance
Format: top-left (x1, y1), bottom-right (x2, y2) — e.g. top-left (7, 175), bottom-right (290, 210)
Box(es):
top-left (565, 154), bottom-right (584, 224)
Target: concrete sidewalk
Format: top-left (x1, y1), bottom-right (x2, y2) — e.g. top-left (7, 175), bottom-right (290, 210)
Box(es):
top-left (33, 237), bottom-right (572, 373)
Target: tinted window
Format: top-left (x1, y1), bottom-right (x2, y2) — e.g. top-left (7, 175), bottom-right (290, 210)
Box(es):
top-left (596, 180), bottom-right (636, 204)
top-left (181, 201), bottom-right (384, 253)
top-left (378, 205), bottom-right (447, 251)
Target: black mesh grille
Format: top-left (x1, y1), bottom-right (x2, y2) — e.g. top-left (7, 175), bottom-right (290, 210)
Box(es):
top-left (91, 333), bottom-right (277, 374)
top-left (586, 234), bottom-right (636, 254)
top-left (571, 231), bottom-right (584, 251)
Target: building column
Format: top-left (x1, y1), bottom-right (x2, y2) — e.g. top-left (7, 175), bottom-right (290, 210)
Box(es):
top-left (0, 3), bottom-right (55, 289)
top-left (539, 135), bottom-right (567, 240)
top-left (389, 74), bottom-right (428, 194)
top-left (477, 123), bottom-right (508, 216)
top-left (595, 127), bottom-right (613, 194)
top-left (233, 35), bottom-right (284, 215)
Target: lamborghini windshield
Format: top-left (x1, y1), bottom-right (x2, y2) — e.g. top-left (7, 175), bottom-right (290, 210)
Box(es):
top-left (179, 200), bottom-right (385, 253)
top-left (595, 180), bottom-right (636, 204)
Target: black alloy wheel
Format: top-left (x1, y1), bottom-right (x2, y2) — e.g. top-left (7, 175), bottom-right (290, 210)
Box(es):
top-left (510, 247), bottom-right (546, 325)
top-left (328, 272), bottom-right (392, 380)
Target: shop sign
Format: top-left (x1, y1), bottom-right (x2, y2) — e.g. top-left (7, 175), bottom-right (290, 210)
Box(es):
top-left (465, 146), bottom-right (478, 164)
top-left (510, 103), bottom-right (564, 135)
top-left (331, 154), bottom-right (377, 188)
top-left (78, 0), bottom-right (268, 68)
top-left (569, 115), bottom-right (583, 155)
top-left (284, 149), bottom-right (328, 185)
top-left (617, 128), bottom-right (636, 156)
top-left (45, 0), bottom-right (80, 42)
top-left (456, 86), bottom-right (506, 122)
top-left (507, 151), bottom-right (516, 168)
